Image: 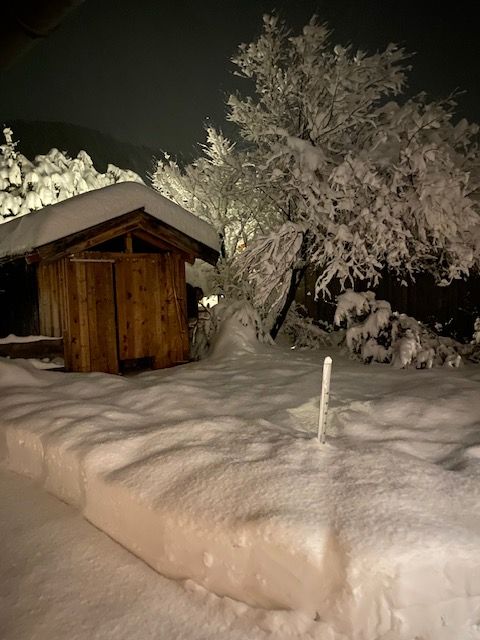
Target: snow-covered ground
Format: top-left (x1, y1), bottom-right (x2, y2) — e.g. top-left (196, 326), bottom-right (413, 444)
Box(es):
top-left (1, 329), bottom-right (480, 639)
top-left (0, 468), bottom-right (305, 640)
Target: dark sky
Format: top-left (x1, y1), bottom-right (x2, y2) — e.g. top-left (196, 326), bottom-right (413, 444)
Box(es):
top-left (2, 0), bottom-right (479, 159)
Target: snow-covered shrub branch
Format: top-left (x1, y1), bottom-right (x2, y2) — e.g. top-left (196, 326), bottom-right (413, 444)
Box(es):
top-left (232, 221), bottom-right (307, 328)
top-left (335, 289), bottom-right (466, 368)
top-left (280, 303), bottom-right (332, 349)
top-left (470, 318), bottom-right (480, 363)
top-left (0, 127), bottom-right (143, 221)
top-left (473, 318), bottom-right (480, 345)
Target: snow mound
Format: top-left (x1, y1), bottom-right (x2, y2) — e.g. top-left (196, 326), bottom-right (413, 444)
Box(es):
top-left (208, 301), bottom-right (273, 359)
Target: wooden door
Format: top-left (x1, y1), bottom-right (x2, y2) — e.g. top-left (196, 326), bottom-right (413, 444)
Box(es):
top-left (114, 254), bottom-right (189, 369)
top-left (64, 258), bottom-right (119, 373)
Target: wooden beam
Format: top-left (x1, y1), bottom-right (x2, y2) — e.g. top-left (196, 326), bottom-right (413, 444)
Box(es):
top-left (1, 209), bottom-right (219, 266)
top-left (135, 216), bottom-right (218, 265)
top-left (37, 211), bottom-right (146, 262)
top-left (132, 229), bottom-right (193, 263)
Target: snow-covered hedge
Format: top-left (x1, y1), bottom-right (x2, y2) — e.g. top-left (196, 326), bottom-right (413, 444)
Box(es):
top-left (335, 289), bottom-right (468, 368)
top-left (280, 303), bottom-right (333, 350)
top-left (0, 127), bottom-right (143, 221)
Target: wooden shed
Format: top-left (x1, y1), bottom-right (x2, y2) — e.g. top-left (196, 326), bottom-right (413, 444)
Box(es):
top-left (0, 182), bottom-right (219, 373)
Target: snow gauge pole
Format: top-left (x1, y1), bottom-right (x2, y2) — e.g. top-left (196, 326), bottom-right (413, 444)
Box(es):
top-left (317, 356), bottom-right (332, 444)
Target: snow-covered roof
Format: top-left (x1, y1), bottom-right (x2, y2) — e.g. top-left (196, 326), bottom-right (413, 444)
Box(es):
top-left (0, 182), bottom-right (220, 260)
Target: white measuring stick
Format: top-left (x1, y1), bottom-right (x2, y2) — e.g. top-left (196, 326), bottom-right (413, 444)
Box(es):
top-left (317, 356), bottom-right (332, 444)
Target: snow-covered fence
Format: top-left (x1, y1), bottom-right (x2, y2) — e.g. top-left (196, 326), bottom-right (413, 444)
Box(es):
top-left (335, 290), bottom-right (466, 368)
top-left (296, 268), bottom-right (480, 342)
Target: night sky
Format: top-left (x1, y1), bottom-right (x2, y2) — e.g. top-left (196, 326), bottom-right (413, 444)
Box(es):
top-left (2, 0), bottom-right (479, 161)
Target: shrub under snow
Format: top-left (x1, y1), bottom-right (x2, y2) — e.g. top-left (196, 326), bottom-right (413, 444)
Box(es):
top-left (335, 289), bottom-right (466, 368)
top-left (190, 299), bottom-right (273, 361)
top-left (469, 317), bottom-right (480, 363)
top-left (279, 303), bottom-right (333, 350)
top-left (473, 318), bottom-right (480, 345)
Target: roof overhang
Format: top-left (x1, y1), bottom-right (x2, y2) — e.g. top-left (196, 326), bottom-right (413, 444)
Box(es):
top-left (2, 209), bottom-right (219, 266)
top-left (0, 182), bottom-right (220, 266)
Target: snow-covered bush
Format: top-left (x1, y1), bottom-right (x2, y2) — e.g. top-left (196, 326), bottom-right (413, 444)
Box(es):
top-left (335, 289), bottom-right (466, 368)
top-left (0, 127), bottom-right (143, 221)
top-left (280, 303), bottom-right (333, 349)
top-left (191, 299), bottom-right (273, 360)
top-left (473, 318), bottom-right (480, 345)
top-left (469, 317), bottom-right (480, 363)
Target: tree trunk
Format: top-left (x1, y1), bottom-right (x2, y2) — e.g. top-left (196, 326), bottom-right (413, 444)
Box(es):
top-left (270, 264), bottom-right (307, 340)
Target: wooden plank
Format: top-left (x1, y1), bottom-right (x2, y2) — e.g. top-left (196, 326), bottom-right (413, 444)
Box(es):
top-left (57, 259), bottom-right (68, 337)
top-left (114, 259), bottom-right (130, 361)
top-left (88, 262), bottom-right (118, 373)
top-left (132, 228), bottom-right (193, 263)
top-left (136, 216), bottom-right (217, 265)
top-left (136, 259), bottom-right (149, 360)
top-left (163, 254), bottom-right (176, 365)
top-left (37, 211), bottom-right (146, 262)
top-left (38, 262), bottom-right (64, 337)
top-left (60, 259), bottom-right (72, 368)
top-left (115, 255), bottom-right (162, 362)
top-left (50, 262), bottom-right (60, 335)
top-left (37, 263), bottom-right (49, 335)
top-left (0, 339), bottom-right (63, 360)
top-left (160, 253), bottom-right (189, 365)
top-left (33, 210), bottom-right (218, 266)
top-left (175, 254), bottom-right (190, 362)
top-left (64, 260), bottom-right (85, 371)
top-left (141, 258), bottom-right (157, 360)
top-left (152, 255), bottom-right (169, 369)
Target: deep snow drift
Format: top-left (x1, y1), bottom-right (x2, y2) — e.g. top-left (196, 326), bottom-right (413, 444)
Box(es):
top-left (1, 332), bottom-right (480, 639)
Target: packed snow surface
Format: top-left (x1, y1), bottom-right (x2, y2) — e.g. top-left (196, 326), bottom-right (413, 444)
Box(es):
top-left (0, 181), bottom-right (220, 259)
top-left (1, 334), bottom-right (480, 639)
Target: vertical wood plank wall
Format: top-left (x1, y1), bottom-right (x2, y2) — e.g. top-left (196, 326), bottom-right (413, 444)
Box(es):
top-left (65, 259), bottom-right (118, 373)
top-left (114, 253), bottom-right (189, 369)
top-left (36, 251), bottom-right (190, 373)
top-left (37, 261), bottom-right (67, 337)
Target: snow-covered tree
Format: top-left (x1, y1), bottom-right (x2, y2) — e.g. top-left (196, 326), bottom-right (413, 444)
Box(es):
top-left (152, 127), bottom-right (279, 258)
top-left (0, 127), bottom-right (143, 221)
top-left (153, 16), bottom-right (480, 338)
top-left (227, 16), bottom-right (480, 334)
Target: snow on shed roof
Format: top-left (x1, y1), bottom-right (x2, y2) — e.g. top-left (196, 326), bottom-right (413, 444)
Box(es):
top-left (0, 182), bottom-right (220, 259)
